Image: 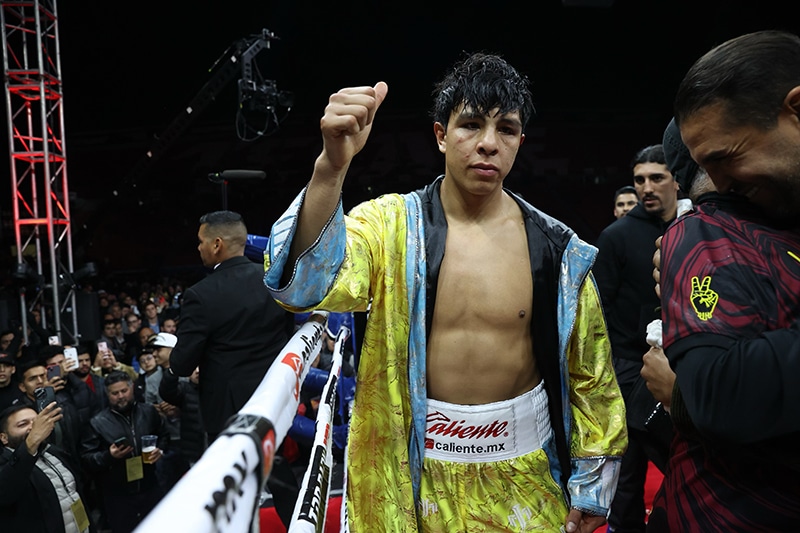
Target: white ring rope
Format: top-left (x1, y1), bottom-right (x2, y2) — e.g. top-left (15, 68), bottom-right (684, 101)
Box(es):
top-left (288, 325), bottom-right (348, 532)
top-left (135, 311), bottom-right (329, 533)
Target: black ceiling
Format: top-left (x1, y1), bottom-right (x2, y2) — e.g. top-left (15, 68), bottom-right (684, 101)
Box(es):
top-left (2, 0), bottom-right (795, 274)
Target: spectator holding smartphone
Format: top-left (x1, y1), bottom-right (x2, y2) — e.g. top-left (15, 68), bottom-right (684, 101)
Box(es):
top-left (13, 359), bottom-right (83, 477)
top-left (91, 344), bottom-right (137, 382)
top-left (98, 319), bottom-right (126, 363)
top-left (0, 403), bottom-right (93, 532)
top-left (82, 371), bottom-right (168, 533)
top-left (41, 345), bottom-right (100, 428)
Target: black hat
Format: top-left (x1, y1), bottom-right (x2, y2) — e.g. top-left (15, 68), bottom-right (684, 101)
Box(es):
top-left (0, 350), bottom-right (15, 366)
top-left (662, 117), bottom-right (701, 193)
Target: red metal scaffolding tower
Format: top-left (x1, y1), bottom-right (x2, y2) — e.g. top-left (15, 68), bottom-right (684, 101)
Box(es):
top-left (1, 0), bottom-right (79, 344)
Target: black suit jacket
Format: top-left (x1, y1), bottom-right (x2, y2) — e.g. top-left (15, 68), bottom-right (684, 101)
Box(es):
top-left (170, 255), bottom-right (294, 436)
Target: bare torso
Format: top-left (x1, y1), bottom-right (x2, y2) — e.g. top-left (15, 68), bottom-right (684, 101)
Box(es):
top-left (427, 194), bottom-right (540, 404)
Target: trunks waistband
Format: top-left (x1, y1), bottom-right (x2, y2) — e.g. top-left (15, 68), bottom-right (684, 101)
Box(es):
top-left (424, 380), bottom-right (551, 463)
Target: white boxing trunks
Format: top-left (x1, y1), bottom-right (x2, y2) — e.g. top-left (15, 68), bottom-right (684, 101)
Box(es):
top-left (424, 380), bottom-right (553, 462)
top-left (419, 381), bottom-right (570, 532)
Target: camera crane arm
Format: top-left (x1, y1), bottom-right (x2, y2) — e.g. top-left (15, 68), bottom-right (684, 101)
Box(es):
top-left (121, 29), bottom-right (279, 191)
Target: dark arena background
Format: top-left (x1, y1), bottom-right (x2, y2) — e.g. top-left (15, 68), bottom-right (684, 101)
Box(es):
top-left (0, 2), bottom-right (796, 531)
top-left (0, 0), bottom-right (796, 311)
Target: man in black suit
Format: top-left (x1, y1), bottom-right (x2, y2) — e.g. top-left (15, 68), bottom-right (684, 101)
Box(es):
top-left (168, 210), bottom-right (295, 441)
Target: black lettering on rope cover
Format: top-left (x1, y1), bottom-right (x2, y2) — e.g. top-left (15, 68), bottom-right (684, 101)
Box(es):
top-left (323, 373), bottom-right (339, 407)
top-left (298, 445), bottom-right (330, 526)
top-left (204, 450), bottom-right (249, 526)
top-left (299, 331), bottom-right (320, 363)
top-left (284, 331), bottom-right (323, 401)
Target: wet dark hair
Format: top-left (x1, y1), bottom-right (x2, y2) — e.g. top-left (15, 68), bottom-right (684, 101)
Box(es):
top-left (430, 52), bottom-right (535, 130)
top-left (675, 30), bottom-right (800, 129)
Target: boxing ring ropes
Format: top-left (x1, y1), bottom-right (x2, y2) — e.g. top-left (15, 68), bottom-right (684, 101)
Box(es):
top-left (136, 311), bottom-right (347, 532)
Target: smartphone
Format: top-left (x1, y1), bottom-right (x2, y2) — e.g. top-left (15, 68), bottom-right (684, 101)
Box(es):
top-left (48, 335), bottom-right (60, 346)
top-left (113, 436), bottom-right (131, 448)
top-left (34, 386), bottom-right (56, 412)
top-left (63, 346), bottom-right (79, 368)
top-left (46, 364), bottom-right (62, 381)
top-left (97, 340), bottom-right (108, 352)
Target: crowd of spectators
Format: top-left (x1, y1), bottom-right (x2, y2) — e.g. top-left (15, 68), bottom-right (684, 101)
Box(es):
top-left (0, 271), bottom-right (351, 532)
top-left (0, 277), bottom-right (212, 532)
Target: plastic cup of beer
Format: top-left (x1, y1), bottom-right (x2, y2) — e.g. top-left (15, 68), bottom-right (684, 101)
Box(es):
top-left (141, 435), bottom-right (158, 464)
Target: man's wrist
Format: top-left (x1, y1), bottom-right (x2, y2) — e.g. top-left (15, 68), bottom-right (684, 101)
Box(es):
top-left (24, 435), bottom-right (41, 456)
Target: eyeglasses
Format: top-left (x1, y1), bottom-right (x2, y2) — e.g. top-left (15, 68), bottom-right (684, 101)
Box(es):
top-left (127, 319), bottom-right (140, 325)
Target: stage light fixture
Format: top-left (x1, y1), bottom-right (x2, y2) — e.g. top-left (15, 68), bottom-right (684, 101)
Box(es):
top-left (58, 262), bottom-right (98, 290)
top-left (11, 262), bottom-right (42, 288)
top-left (72, 262), bottom-right (98, 283)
